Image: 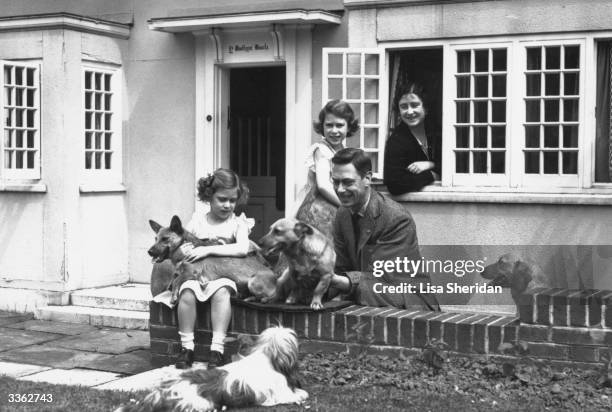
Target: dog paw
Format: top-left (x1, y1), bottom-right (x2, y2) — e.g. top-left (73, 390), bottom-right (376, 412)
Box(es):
top-left (285, 296), bottom-right (297, 304)
top-left (294, 388), bottom-right (309, 403)
top-left (310, 300), bottom-right (323, 310)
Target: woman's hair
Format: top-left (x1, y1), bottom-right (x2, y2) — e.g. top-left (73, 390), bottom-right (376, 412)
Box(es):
top-left (393, 82), bottom-right (428, 113)
top-left (197, 168), bottom-right (249, 205)
top-left (313, 99), bottom-right (360, 137)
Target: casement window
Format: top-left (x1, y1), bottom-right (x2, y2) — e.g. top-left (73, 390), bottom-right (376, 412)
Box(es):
top-left (324, 35), bottom-right (612, 191)
top-left (1, 61), bottom-right (40, 180)
top-left (322, 49), bottom-right (387, 176)
top-left (83, 65), bottom-right (122, 181)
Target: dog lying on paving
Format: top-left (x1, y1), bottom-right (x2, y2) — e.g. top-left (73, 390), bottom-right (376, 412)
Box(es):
top-left (116, 326), bottom-right (308, 412)
top-left (148, 215), bottom-right (279, 303)
top-left (481, 253), bottom-right (549, 314)
top-left (259, 218), bottom-right (336, 310)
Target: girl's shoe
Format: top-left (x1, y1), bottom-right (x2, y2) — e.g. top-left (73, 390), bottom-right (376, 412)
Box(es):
top-left (207, 350), bottom-right (225, 369)
top-left (175, 348), bottom-right (194, 369)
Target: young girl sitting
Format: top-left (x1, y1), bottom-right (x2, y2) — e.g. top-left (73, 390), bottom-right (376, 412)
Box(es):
top-left (154, 168), bottom-right (253, 369)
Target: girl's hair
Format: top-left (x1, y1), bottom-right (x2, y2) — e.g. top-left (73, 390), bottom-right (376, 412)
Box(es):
top-left (196, 168), bottom-right (249, 205)
top-left (313, 99), bottom-right (360, 137)
top-left (393, 82), bottom-right (428, 113)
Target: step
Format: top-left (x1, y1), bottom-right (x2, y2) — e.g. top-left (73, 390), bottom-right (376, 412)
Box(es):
top-left (35, 305), bottom-right (149, 330)
top-left (70, 284), bottom-right (151, 312)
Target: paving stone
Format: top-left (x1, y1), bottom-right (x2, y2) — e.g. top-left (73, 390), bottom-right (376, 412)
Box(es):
top-left (0, 361), bottom-right (51, 378)
top-left (19, 368), bottom-right (123, 387)
top-left (0, 313), bottom-right (34, 326)
top-left (5, 320), bottom-right (100, 335)
top-left (95, 363), bottom-right (207, 392)
top-left (83, 350), bottom-right (153, 375)
top-left (0, 327), bottom-right (64, 352)
top-left (0, 344), bottom-right (109, 369)
top-left (52, 328), bottom-right (150, 354)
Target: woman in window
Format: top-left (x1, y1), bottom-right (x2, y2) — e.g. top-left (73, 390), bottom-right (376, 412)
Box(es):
top-left (384, 83), bottom-right (441, 195)
top-left (294, 100), bottom-right (359, 239)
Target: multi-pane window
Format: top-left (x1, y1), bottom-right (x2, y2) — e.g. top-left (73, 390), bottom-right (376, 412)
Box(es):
top-left (84, 68), bottom-right (115, 172)
top-left (1, 61), bottom-right (40, 179)
top-left (523, 45), bottom-right (580, 176)
top-left (454, 48), bottom-right (508, 181)
top-left (323, 49), bottom-right (386, 175)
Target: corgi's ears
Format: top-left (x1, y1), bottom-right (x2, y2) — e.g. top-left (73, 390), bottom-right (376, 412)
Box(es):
top-left (512, 260), bottom-right (533, 291)
top-left (170, 215), bottom-right (184, 235)
top-left (149, 220), bottom-right (162, 233)
top-left (294, 222), bottom-right (314, 238)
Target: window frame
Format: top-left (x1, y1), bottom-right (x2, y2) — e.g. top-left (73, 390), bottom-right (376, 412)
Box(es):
top-left (81, 62), bottom-right (123, 184)
top-left (1, 60), bottom-right (42, 181)
top-left (364, 32), bottom-right (610, 193)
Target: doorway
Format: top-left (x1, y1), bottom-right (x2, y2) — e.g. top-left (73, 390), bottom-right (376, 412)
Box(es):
top-left (229, 66), bottom-right (286, 239)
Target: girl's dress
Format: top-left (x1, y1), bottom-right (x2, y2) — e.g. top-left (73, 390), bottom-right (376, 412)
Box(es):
top-left (294, 140), bottom-right (338, 240)
top-left (152, 210), bottom-right (254, 308)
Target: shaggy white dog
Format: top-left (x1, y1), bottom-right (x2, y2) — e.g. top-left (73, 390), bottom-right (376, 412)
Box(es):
top-left (117, 326), bottom-right (308, 412)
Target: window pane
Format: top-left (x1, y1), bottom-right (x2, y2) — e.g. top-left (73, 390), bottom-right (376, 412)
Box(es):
top-left (95, 73), bottom-right (102, 90)
top-left (526, 74), bottom-right (541, 96)
top-left (544, 100), bottom-right (559, 122)
top-left (492, 75), bottom-right (506, 97)
top-left (526, 100), bottom-right (540, 122)
top-left (364, 103), bottom-right (378, 124)
top-left (105, 113), bottom-right (112, 130)
top-left (564, 73), bottom-right (579, 95)
top-left (27, 150), bottom-right (34, 168)
top-left (564, 46), bottom-right (579, 69)
top-left (562, 151), bottom-right (578, 174)
top-left (95, 132), bottom-right (102, 149)
top-left (563, 99), bottom-right (578, 122)
top-left (365, 152), bottom-right (378, 172)
top-left (363, 128), bottom-right (378, 148)
top-left (491, 101), bottom-right (506, 123)
top-left (457, 76), bottom-right (470, 98)
top-left (328, 54), bottom-right (343, 75)
top-left (105, 133), bottom-right (112, 150)
top-left (474, 127), bottom-right (487, 147)
top-left (85, 132), bottom-right (92, 149)
top-left (16, 130), bottom-right (23, 147)
top-left (26, 110), bottom-right (34, 128)
top-left (473, 152), bottom-right (487, 173)
top-left (85, 112), bottom-right (92, 129)
top-left (544, 126), bottom-right (559, 147)
top-left (26, 89), bottom-right (34, 107)
top-left (95, 93), bottom-right (102, 110)
top-left (16, 109), bottom-right (23, 127)
top-left (104, 74), bottom-right (111, 91)
top-left (16, 150), bottom-right (23, 168)
top-left (85, 72), bottom-right (92, 89)
top-left (456, 127), bottom-right (469, 148)
top-left (364, 54), bottom-right (379, 75)
top-left (545, 47), bottom-right (561, 69)
top-left (85, 92), bottom-right (92, 110)
top-left (16, 88), bottom-right (23, 106)
top-left (474, 75), bottom-right (488, 97)
top-left (26, 68), bottom-right (35, 86)
top-left (527, 48), bottom-right (541, 70)
top-left (15, 67), bottom-right (23, 85)
top-left (475, 50), bottom-right (488, 72)
top-left (543, 151), bottom-right (559, 174)
top-left (347, 54), bottom-right (361, 75)
top-left (525, 126), bottom-right (540, 148)
top-left (85, 152), bottom-right (92, 169)
top-left (95, 152), bottom-right (102, 168)
top-left (105, 94), bottom-right (112, 111)
top-left (456, 102), bottom-right (470, 123)
top-left (491, 126), bottom-right (505, 148)
top-left (4, 150), bottom-right (12, 168)
top-left (545, 73), bottom-right (560, 96)
top-left (525, 152), bottom-right (540, 173)
top-left (4, 65), bottom-right (12, 84)
top-left (364, 79), bottom-right (378, 99)
top-left (474, 101), bottom-right (488, 123)
top-left (492, 49), bottom-right (507, 71)
top-left (5, 87), bottom-right (12, 106)
top-left (563, 125), bottom-right (578, 147)
top-left (349, 103), bottom-right (360, 123)
top-left (328, 78), bottom-right (342, 100)
top-left (457, 51), bottom-right (471, 73)
top-left (456, 151), bottom-right (469, 172)
top-left (347, 78), bottom-right (361, 99)
top-left (27, 131), bottom-right (35, 148)
top-left (4, 129), bottom-right (11, 147)
top-left (491, 152), bottom-right (505, 173)
top-left (105, 152), bottom-right (112, 169)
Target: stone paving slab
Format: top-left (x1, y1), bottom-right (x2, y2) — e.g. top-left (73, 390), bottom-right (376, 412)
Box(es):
top-left (5, 320), bottom-right (100, 335)
top-left (95, 362), bottom-right (207, 392)
top-left (83, 350), bottom-right (154, 375)
top-left (0, 344), bottom-right (111, 369)
top-left (19, 368), bottom-right (123, 387)
top-left (0, 312), bottom-right (34, 326)
top-left (51, 328), bottom-right (150, 354)
top-left (0, 361), bottom-right (51, 378)
top-left (0, 327), bottom-right (64, 352)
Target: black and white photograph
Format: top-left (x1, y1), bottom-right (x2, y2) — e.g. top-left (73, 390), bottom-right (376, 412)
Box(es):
top-left (1, 0), bottom-right (612, 411)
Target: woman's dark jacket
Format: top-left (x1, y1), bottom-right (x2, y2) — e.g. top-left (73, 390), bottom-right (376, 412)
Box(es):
top-left (383, 121), bottom-right (441, 195)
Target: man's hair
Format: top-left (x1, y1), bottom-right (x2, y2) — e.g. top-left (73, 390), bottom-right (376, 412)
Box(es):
top-left (331, 148), bottom-right (372, 177)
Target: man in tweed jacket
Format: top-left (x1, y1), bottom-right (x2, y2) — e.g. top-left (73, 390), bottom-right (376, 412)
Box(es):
top-left (329, 148), bottom-right (439, 310)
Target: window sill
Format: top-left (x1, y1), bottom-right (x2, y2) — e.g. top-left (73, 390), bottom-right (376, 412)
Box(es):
top-left (79, 182), bottom-right (127, 193)
top-left (0, 183), bottom-right (47, 193)
top-left (372, 183), bottom-right (612, 205)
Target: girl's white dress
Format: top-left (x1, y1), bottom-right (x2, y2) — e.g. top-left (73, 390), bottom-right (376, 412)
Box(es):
top-left (152, 210), bottom-right (254, 308)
